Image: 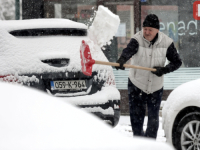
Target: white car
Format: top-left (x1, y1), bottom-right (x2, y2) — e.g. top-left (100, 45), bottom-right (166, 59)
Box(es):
top-left (0, 18), bottom-right (120, 126)
top-left (0, 82), bottom-right (175, 150)
top-left (162, 79), bottom-right (200, 150)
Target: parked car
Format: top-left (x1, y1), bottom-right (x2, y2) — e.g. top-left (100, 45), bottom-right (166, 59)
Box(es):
top-left (0, 82), bottom-right (175, 150)
top-left (162, 79), bottom-right (200, 150)
top-left (0, 18), bottom-right (120, 127)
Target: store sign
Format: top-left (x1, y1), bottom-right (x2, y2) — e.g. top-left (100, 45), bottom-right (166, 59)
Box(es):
top-left (193, 1), bottom-right (200, 20)
top-left (160, 20), bottom-right (197, 36)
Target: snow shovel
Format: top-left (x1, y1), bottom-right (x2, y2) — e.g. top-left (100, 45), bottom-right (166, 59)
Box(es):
top-left (80, 40), bottom-right (156, 76)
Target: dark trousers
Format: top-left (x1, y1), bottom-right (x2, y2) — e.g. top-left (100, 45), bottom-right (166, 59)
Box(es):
top-left (128, 78), bottom-right (163, 139)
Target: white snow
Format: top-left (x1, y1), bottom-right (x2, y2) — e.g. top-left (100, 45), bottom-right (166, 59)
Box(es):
top-left (88, 5), bottom-right (120, 48)
top-left (114, 116), bottom-right (167, 143)
top-left (60, 86), bottom-right (120, 105)
top-left (82, 107), bottom-right (114, 115)
top-left (0, 5), bottom-right (121, 105)
top-left (0, 5), bottom-right (119, 87)
top-left (0, 26), bottom-right (113, 76)
top-left (0, 82), bottom-right (175, 150)
top-left (0, 19), bottom-right (87, 32)
top-left (0, 5), bottom-right (177, 149)
top-left (162, 79), bottom-right (200, 127)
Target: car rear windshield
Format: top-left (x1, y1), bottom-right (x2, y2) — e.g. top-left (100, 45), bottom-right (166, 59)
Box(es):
top-left (9, 28), bottom-right (87, 36)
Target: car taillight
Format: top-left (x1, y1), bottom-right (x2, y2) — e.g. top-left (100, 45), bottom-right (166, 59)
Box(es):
top-left (0, 75), bottom-right (18, 82)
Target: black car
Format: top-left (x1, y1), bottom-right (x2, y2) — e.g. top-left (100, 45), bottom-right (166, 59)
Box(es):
top-left (0, 19), bottom-right (120, 126)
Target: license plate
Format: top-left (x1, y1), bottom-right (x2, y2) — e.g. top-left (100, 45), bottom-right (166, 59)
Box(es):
top-left (50, 80), bottom-right (86, 90)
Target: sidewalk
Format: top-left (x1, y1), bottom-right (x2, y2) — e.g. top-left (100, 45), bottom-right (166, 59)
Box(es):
top-left (114, 116), bottom-right (166, 142)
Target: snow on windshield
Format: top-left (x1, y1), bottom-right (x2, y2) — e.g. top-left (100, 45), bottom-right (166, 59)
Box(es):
top-left (0, 5), bottom-right (119, 77)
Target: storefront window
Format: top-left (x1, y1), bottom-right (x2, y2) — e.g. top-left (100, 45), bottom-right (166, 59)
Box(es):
top-left (141, 0), bottom-right (200, 67)
top-left (43, 0), bottom-right (135, 63)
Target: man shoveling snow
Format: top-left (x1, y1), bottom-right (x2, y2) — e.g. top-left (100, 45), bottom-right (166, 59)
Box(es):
top-left (115, 14), bottom-right (182, 139)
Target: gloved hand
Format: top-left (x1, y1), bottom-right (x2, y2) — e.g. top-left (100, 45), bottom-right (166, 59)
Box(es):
top-left (115, 57), bottom-right (126, 70)
top-left (151, 67), bottom-right (166, 77)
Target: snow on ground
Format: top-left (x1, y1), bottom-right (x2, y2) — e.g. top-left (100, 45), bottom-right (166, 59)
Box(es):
top-left (114, 116), bottom-right (166, 142)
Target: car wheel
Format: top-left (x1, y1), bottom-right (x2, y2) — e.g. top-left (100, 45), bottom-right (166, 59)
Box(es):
top-left (113, 109), bottom-right (120, 127)
top-left (174, 112), bottom-right (200, 150)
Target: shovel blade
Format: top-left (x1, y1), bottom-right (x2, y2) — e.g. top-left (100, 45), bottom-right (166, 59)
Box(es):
top-left (80, 40), bottom-right (95, 76)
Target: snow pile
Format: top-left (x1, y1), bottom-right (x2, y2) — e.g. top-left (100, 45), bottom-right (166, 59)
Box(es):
top-left (88, 5), bottom-right (120, 48)
top-left (0, 82), bottom-right (175, 150)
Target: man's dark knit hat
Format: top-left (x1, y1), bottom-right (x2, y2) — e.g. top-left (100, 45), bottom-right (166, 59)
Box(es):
top-left (143, 14), bottom-right (160, 29)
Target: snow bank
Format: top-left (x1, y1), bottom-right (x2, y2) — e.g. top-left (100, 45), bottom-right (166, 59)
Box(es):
top-left (88, 5), bottom-right (120, 48)
top-left (0, 82), bottom-right (175, 150)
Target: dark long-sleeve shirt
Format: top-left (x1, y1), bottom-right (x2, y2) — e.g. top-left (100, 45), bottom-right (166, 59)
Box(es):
top-left (120, 38), bottom-right (182, 73)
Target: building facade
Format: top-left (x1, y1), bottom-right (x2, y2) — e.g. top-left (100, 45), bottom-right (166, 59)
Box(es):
top-left (20, 0), bottom-right (200, 114)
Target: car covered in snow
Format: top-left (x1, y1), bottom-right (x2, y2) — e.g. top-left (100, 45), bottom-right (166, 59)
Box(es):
top-left (162, 79), bottom-right (200, 150)
top-left (0, 82), bottom-right (174, 150)
top-left (0, 17), bottom-right (120, 126)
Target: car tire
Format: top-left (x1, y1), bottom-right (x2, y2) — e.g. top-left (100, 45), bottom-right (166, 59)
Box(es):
top-left (174, 112), bottom-right (200, 150)
top-left (112, 109), bottom-right (120, 127)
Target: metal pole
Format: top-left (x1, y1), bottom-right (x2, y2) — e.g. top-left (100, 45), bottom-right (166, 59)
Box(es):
top-left (15, 0), bottom-right (20, 20)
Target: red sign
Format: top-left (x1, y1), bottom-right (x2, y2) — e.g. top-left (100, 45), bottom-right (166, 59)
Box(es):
top-left (193, 1), bottom-right (200, 20)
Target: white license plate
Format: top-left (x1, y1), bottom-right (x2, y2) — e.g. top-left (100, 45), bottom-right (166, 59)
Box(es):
top-left (51, 80), bottom-right (86, 90)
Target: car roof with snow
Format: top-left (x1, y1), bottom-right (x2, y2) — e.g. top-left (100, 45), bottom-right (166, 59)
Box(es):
top-left (0, 19), bottom-right (88, 32)
top-left (0, 18), bottom-right (112, 76)
top-left (0, 82), bottom-right (174, 150)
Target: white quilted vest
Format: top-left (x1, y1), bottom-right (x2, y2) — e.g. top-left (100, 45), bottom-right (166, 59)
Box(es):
top-left (129, 30), bottom-right (173, 94)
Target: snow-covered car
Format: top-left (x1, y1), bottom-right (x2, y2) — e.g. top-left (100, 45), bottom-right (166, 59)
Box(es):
top-left (162, 79), bottom-right (200, 150)
top-left (0, 82), bottom-right (175, 150)
top-left (0, 18), bottom-right (120, 126)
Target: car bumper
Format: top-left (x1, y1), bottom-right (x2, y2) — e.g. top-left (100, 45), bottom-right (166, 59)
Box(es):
top-left (58, 86), bottom-right (121, 126)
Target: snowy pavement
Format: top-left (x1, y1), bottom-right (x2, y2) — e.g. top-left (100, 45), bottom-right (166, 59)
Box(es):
top-left (114, 116), bottom-right (166, 142)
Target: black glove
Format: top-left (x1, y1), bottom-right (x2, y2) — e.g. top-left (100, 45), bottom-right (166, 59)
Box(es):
top-left (151, 67), bottom-right (167, 77)
top-left (115, 57), bottom-right (126, 70)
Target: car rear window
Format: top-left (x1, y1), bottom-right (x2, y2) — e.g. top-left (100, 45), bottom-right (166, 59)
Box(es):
top-left (9, 28), bottom-right (87, 36)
